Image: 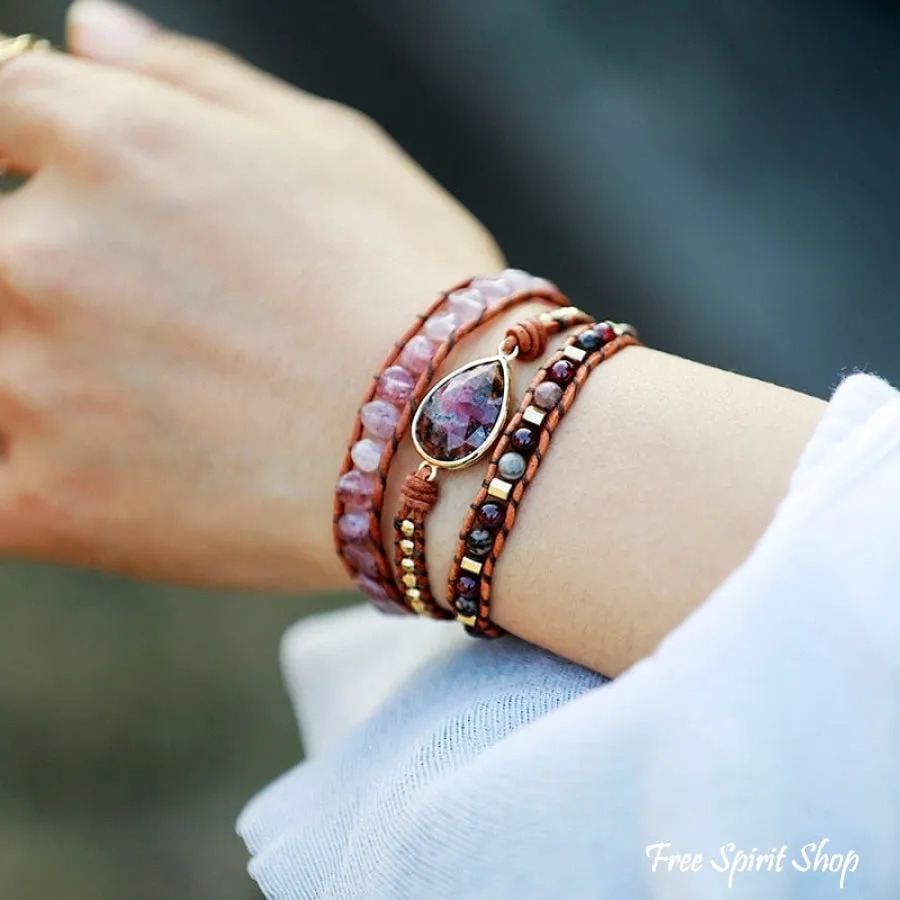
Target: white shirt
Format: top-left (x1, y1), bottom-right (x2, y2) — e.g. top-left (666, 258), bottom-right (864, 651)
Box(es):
top-left (238, 373), bottom-right (900, 899)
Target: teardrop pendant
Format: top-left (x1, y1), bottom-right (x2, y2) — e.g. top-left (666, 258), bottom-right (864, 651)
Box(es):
top-left (412, 355), bottom-right (512, 470)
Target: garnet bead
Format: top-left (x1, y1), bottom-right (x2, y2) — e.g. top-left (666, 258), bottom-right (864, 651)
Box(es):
top-left (593, 322), bottom-right (616, 344)
top-left (467, 529), bottom-right (494, 558)
top-left (510, 426), bottom-right (537, 454)
top-left (477, 502), bottom-right (505, 530)
top-left (548, 359), bottom-right (576, 386)
top-left (455, 594), bottom-right (479, 618)
top-left (456, 574), bottom-right (479, 597)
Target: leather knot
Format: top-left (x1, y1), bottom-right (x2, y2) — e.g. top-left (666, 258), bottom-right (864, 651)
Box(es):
top-left (505, 319), bottom-right (548, 362)
top-left (400, 469), bottom-right (440, 515)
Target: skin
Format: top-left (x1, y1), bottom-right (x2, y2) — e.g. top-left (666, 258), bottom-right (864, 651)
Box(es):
top-left (0, 14), bottom-right (826, 675)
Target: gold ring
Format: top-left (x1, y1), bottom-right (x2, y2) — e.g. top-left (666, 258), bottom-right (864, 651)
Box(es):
top-left (0, 34), bottom-right (51, 67)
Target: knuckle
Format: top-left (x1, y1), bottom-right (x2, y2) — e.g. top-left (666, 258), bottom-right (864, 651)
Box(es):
top-left (0, 338), bottom-right (53, 422)
top-left (0, 51), bottom-right (55, 98)
top-left (0, 210), bottom-right (70, 306)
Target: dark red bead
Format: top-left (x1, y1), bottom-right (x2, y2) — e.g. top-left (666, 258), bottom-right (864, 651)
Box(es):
top-left (593, 322), bottom-right (616, 344)
top-left (549, 359), bottom-right (576, 386)
top-left (456, 574), bottom-right (479, 597)
top-left (455, 594), bottom-right (479, 618)
top-left (510, 426), bottom-right (537, 454)
top-left (477, 502), bottom-right (505, 530)
top-left (467, 529), bottom-right (494, 558)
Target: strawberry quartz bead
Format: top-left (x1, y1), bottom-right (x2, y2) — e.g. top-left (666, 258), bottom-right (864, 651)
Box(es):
top-left (399, 335), bottom-right (435, 376)
top-left (470, 276), bottom-right (511, 303)
top-left (355, 574), bottom-right (407, 615)
top-left (360, 400), bottom-right (400, 440)
top-left (424, 312), bottom-right (459, 343)
top-left (448, 289), bottom-right (486, 324)
top-left (351, 438), bottom-right (384, 473)
top-left (500, 269), bottom-right (534, 292)
top-left (343, 542), bottom-right (379, 577)
top-left (336, 469), bottom-right (375, 509)
top-left (338, 511), bottom-right (370, 543)
top-left (377, 366), bottom-right (416, 406)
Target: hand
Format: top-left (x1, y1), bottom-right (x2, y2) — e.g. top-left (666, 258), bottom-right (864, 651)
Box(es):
top-left (0, 5), bottom-right (503, 592)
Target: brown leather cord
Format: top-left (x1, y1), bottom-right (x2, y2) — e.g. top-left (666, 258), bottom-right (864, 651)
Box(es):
top-left (448, 327), bottom-right (642, 638)
top-left (394, 306), bottom-right (594, 617)
top-left (333, 280), bottom-right (572, 612)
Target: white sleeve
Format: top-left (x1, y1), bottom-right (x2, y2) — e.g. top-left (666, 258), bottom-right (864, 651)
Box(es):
top-left (239, 373), bottom-right (900, 900)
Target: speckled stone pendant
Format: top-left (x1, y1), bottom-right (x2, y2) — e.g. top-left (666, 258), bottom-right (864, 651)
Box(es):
top-left (411, 350), bottom-right (514, 471)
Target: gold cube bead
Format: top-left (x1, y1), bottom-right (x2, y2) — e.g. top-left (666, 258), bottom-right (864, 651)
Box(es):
top-left (402, 573), bottom-right (417, 588)
top-left (461, 556), bottom-right (483, 575)
top-left (564, 345), bottom-right (587, 363)
top-left (457, 614), bottom-right (477, 628)
top-left (400, 519), bottom-right (415, 537)
top-left (401, 557), bottom-right (416, 572)
top-left (522, 406), bottom-right (546, 427)
top-left (411, 600), bottom-right (426, 615)
top-left (487, 478), bottom-right (512, 502)
top-left (406, 588), bottom-right (422, 603)
top-left (399, 539), bottom-right (415, 554)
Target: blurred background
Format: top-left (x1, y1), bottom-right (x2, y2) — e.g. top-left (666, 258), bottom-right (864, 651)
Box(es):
top-left (2, 0), bottom-right (900, 897)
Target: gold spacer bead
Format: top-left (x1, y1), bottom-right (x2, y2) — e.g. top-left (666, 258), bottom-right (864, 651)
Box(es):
top-left (522, 406), bottom-right (546, 428)
top-left (401, 557), bottom-right (416, 572)
top-left (402, 573), bottom-right (417, 588)
top-left (400, 539), bottom-right (415, 554)
top-left (400, 519), bottom-right (415, 538)
top-left (411, 600), bottom-right (426, 615)
top-left (457, 614), bottom-right (477, 628)
top-left (488, 478), bottom-right (513, 502)
top-left (460, 556), bottom-right (483, 575)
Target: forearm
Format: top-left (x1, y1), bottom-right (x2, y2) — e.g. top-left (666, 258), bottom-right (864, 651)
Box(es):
top-left (303, 278), bottom-right (826, 676)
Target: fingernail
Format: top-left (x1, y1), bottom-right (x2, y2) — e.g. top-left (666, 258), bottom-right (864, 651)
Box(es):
top-left (67, 0), bottom-right (159, 62)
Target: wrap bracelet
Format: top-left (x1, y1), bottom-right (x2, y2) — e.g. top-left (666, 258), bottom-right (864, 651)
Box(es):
top-left (393, 306), bottom-right (594, 617)
top-left (447, 321), bottom-right (641, 638)
top-left (333, 270), bottom-right (569, 614)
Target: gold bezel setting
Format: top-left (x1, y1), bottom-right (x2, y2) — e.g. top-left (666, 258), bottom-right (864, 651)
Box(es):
top-left (411, 354), bottom-right (513, 472)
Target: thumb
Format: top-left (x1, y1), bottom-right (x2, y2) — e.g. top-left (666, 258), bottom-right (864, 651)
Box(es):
top-left (66, 0), bottom-right (301, 117)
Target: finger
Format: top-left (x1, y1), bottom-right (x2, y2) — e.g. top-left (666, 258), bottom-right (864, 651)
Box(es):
top-left (67, 0), bottom-right (306, 120)
top-left (0, 48), bottom-right (74, 171)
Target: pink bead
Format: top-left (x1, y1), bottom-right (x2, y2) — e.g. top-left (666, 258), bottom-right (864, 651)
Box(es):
top-left (530, 276), bottom-right (558, 294)
top-left (399, 335), bottom-right (434, 375)
top-left (351, 438), bottom-right (384, 473)
top-left (360, 400), bottom-right (400, 440)
top-left (338, 512), bottom-right (370, 543)
top-left (501, 268), bottom-right (534, 292)
top-left (355, 574), bottom-right (408, 615)
top-left (424, 312), bottom-right (459, 343)
top-left (533, 381), bottom-right (563, 410)
top-left (336, 469), bottom-right (375, 509)
top-left (448, 289), bottom-right (486, 324)
top-left (377, 366), bottom-right (416, 406)
top-left (470, 276), bottom-right (512, 303)
top-left (343, 542), bottom-right (379, 577)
